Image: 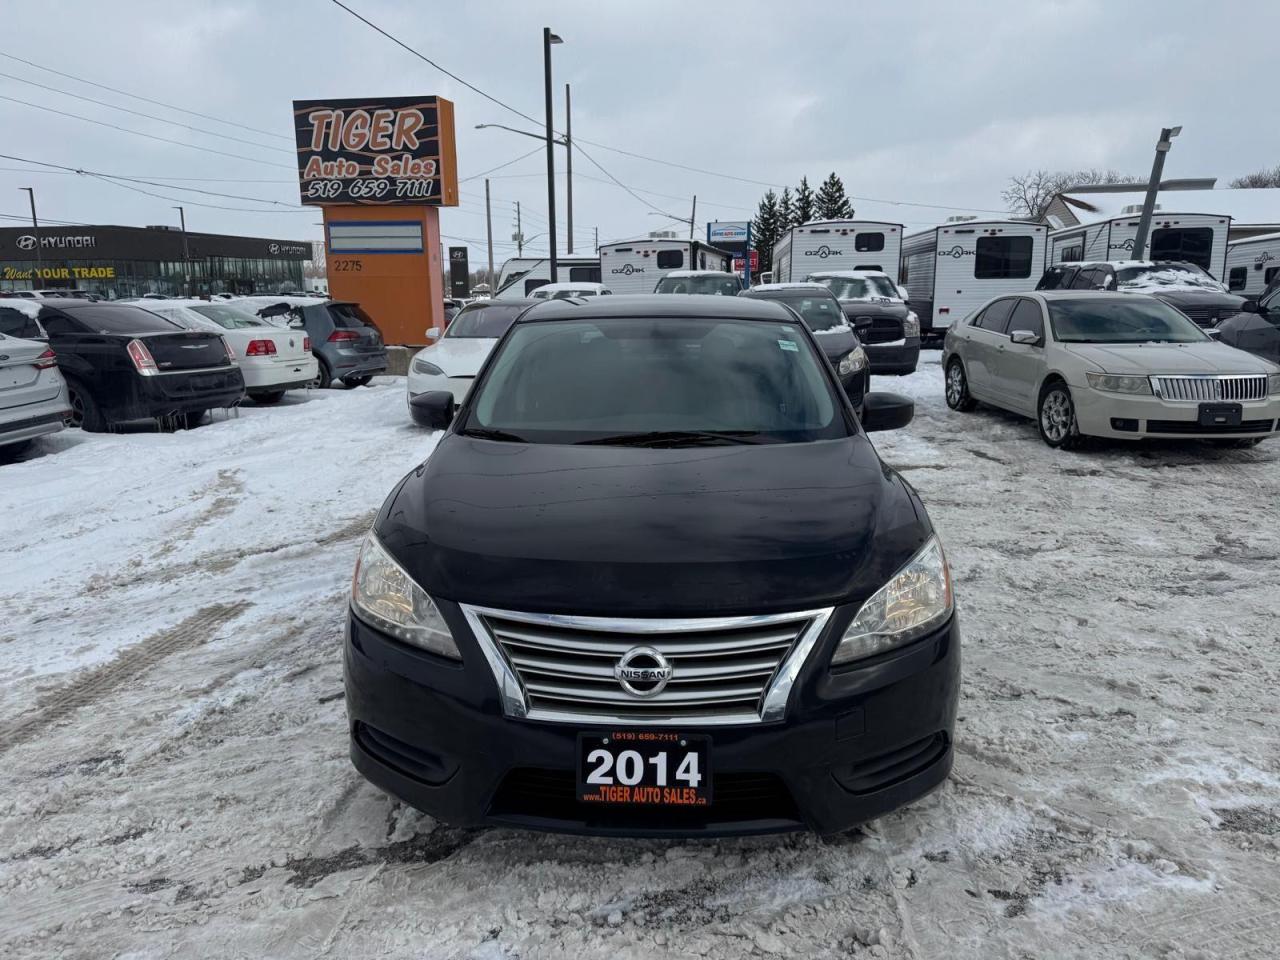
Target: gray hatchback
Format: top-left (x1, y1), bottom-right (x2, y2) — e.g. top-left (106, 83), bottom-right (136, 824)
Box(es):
top-left (256, 299), bottom-right (388, 389)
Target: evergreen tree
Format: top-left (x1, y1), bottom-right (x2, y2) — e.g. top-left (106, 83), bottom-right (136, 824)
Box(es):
top-left (751, 189), bottom-right (781, 275)
top-left (778, 187), bottom-right (795, 230)
top-left (815, 172), bottom-right (853, 220)
top-left (793, 177), bottom-right (815, 225)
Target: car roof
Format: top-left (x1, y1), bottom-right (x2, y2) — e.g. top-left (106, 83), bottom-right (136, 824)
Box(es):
top-left (518, 294), bottom-right (794, 323)
top-left (533, 282), bottom-right (607, 291)
top-left (1052, 260), bottom-right (1198, 270)
top-left (804, 269), bottom-right (893, 280)
top-left (466, 298), bottom-right (540, 307)
top-left (1033, 290), bottom-right (1160, 302)
top-left (745, 282), bottom-right (830, 293)
top-left (662, 270), bottom-right (738, 278)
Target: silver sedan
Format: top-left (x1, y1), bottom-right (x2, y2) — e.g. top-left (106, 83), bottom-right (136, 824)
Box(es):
top-left (942, 291), bottom-right (1280, 449)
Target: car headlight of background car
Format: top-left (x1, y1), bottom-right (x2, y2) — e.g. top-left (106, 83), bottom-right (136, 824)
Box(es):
top-left (413, 357), bottom-right (444, 376)
top-left (1085, 372), bottom-right (1153, 396)
top-left (352, 534), bottom-right (460, 659)
top-left (832, 536), bottom-right (953, 665)
top-left (1269, 372), bottom-right (1280, 395)
top-left (903, 311), bottom-right (920, 339)
top-left (838, 346), bottom-right (869, 376)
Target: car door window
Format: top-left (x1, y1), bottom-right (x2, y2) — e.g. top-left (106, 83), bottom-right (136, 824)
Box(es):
top-left (1007, 299), bottom-right (1044, 341)
top-left (976, 299), bottom-right (1015, 334)
top-left (0, 307), bottom-right (42, 339)
top-left (1069, 268), bottom-right (1097, 290)
top-left (38, 313), bottom-right (84, 335)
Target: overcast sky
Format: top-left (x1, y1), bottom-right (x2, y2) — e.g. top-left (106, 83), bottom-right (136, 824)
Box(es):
top-left (3, 0), bottom-right (1277, 266)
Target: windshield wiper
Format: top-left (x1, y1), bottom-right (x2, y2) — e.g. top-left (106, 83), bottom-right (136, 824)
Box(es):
top-left (461, 427), bottom-right (528, 443)
top-left (577, 430), bottom-right (764, 447)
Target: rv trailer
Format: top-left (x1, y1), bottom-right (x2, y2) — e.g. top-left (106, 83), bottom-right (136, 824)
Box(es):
top-left (772, 220), bottom-right (904, 283)
top-left (1047, 212), bottom-right (1232, 280)
top-left (597, 238), bottom-right (732, 295)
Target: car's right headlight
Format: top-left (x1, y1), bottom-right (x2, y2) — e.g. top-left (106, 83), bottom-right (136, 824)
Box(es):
top-left (832, 536), bottom-right (953, 665)
top-left (352, 534), bottom-right (460, 659)
top-left (838, 346), bottom-right (868, 376)
top-left (413, 357), bottom-right (444, 376)
top-left (1269, 372), bottom-right (1280, 396)
top-left (903, 311), bottom-right (921, 339)
top-left (1086, 372), bottom-right (1152, 395)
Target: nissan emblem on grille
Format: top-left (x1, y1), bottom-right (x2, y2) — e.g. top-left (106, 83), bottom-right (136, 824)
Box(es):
top-left (614, 646), bottom-right (673, 697)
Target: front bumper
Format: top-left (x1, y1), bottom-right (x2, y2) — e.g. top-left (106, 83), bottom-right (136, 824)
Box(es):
top-left (344, 603), bottom-right (959, 837)
top-left (864, 337), bottom-right (921, 375)
top-left (1072, 386), bottom-right (1280, 440)
top-left (838, 367), bottom-right (871, 411)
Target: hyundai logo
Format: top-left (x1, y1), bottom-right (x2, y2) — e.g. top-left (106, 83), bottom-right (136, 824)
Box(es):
top-left (16, 235), bottom-right (37, 251)
top-left (804, 245), bottom-right (843, 258)
top-left (614, 646), bottom-right (673, 698)
top-left (268, 242), bottom-right (280, 254)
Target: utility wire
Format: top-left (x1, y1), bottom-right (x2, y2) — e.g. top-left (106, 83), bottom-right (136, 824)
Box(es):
top-left (459, 145), bottom-right (544, 183)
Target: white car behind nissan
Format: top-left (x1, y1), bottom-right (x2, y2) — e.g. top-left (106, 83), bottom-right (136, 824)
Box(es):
top-left (943, 291), bottom-right (1280, 449)
top-left (0, 303), bottom-right (70, 456)
top-left (407, 300), bottom-right (531, 420)
top-left (137, 299), bottom-right (317, 403)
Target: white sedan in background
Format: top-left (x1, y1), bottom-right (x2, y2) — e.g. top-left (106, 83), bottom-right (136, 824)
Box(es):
top-left (529, 282), bottom-right (611, 300)
top-left (943, 291), bottom-right (1280, 449)
top-left (407, 300), bottom-right (529, 422)
top-left (137, 299), bottom-right (318, 404)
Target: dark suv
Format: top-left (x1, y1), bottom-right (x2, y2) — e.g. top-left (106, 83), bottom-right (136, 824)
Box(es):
top-left (347, 295), bottom-right (959, 837)
top-left (15, 300), bottom-right (244, 430)
top-left (256, 299), bottom-right (387, 388)
top-left (1037, 261), bottom-right (1244, 328)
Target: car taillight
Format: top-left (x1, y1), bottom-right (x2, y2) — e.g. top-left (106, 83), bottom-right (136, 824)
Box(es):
top-left (33, 348), bottom-right (57, 369)
top-left (328, 330), bottom-right (360, 342)
top-left (222, 337), bottom-right (236, 360)
top-left (303, 336), bottom-right (311, 351)
top-left (244, 339), bottom-right (278, 356)
top-left (126, 339), bottom-right (158, 376)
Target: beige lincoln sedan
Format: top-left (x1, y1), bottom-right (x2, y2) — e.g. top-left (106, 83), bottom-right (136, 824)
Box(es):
top-left (941, 291), bottom-right (1280, 449)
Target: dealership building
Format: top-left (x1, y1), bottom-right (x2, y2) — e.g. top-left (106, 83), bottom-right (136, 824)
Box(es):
top-left (0, 224), bottom-right (313, 299)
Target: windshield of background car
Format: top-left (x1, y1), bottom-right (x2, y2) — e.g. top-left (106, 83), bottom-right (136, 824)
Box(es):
top-left (465, 317), bottom-right (848, 444)
top-left (773, 295), bottom-right (847, 332)
top-left (190, 304), bottom-right (270, 329)
top-left (447, 303), bottom-right (525, 338)
top-left (813, 275), bottom-right (899, 300)
top-left (59, 304), bottom-right (184, 334)
top-left (1114, 264), bottom-right (1227, 292)
top-left (1047, 298), bottom-right (1212, 344)
top-left (654, 275), bottom-right (741, 295)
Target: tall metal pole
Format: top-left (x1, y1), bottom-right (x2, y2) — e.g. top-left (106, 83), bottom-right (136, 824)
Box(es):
top-left (173, 205), bottom-right (190, 297)
top-left (20, 187), bottom-right (42, 275)
top-left (1131, 126), bottom-right (1181, 262)
top-left (594, 226), bottom-right (599, 253)
top-left (543, 27), bottom-right (559, 283)
top-left (516, 201), bottom-right (523, 256)
top-left (485, 178), bottom-right (495, 293)
top-left (689, 195), bottom-right (697, 241)
top-left (565, 83), bottom-right (574, 256)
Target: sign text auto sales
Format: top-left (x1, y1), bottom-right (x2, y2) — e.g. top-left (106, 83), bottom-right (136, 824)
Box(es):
top-left (292, 96), bottom-right (459, 207)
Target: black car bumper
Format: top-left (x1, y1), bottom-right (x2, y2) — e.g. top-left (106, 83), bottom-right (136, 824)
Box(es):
top-left (344, 604), bottom-right (959, 837)
top-left (839, 368), bottom-right (871, 411)
top-left (104, 367), bottom-right (245, 422)
top-left (864, 338), bottom-right (920, 375)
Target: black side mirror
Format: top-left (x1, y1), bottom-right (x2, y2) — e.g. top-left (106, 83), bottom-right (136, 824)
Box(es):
top-left (1240, 300), bottom-right (1259, 314)
top-left (861, 392), bottom-right (914, 432)
top-left (410, 391), bottom-right (456, 430)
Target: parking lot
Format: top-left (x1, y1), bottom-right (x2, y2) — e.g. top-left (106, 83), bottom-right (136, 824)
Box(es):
top-left (2, 361), bottom-right (1278, 960)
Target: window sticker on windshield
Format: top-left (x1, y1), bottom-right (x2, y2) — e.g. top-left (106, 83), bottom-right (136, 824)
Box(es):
top-left (778, 339), bottom-right (798, 352)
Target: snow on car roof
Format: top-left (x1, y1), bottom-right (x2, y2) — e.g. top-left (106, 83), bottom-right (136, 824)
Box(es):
top-left (805, 269), bottom-right (894, 279)
top-left (531, 282), bottom-right (607, 292)
top-left (0, 298), bottom-right (42, 318)
top-left (747, 282), bottom-right (829, 291)
top-left (662, 270), bottom-right (737, 278)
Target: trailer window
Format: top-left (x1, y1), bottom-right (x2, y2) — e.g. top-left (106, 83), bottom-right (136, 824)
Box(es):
top-left (855, 233), bottom-right (885, 252)
top-left (974, 236), bottom-right (1034, 279)
top-left (568, 266), bottom-right (601, 283)
top-left (1060, 243), bottom-right (1083, 262)
top-left (525, 278), bottom-right (550, 295)
top-left (1228, 267), bottom-right (1248, 291)
top-left (1150, 227), bottom-right (1214, 271)
top-left (1266, 266), bottom-right (1279, 286)
top-left (657, 250), bottom-right (684, 269)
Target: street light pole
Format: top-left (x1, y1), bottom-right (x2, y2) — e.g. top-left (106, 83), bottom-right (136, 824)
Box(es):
top-left (543, 27), bottom-right (563, 283)
top-left (515, 201), bottom-right (523, 256)
top-left (173, 205), bottom-right (190, 297)
top-left (1131, 125), bottom-right (1181, 262)
top-left (485, 178), bottom-right (495, 293)
top-left (565, 83), bottom-right (573, 255)
top-left (19, 187), bottom-right (42, 275)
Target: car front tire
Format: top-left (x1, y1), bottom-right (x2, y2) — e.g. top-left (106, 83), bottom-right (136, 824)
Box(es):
top-left (944, 359), bottom-right (977, 412)
top-left (1037, 381), bottom-right (1084, 450)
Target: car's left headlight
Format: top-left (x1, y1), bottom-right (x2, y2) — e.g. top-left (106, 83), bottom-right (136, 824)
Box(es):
top-left (1269, 372), bottom-right (1280, 396)
top-left (838, 346), bottom-right (868, 376)
top-left (832, 536), bottom-right (953, 665)
top-left (903, 311), bottom-right (920, 339)
top-left (1085, 372), bottom-right (1152, 395)
top-left (413, 357), bottom-right (444, 376)
top-left (352, 534), bottom-right (460, 659)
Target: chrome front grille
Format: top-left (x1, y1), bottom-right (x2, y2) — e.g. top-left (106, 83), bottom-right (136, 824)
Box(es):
top-left (461, 606), bottom-right (833, 725)
top-left (1150, 375), bottom-right (1268, 402)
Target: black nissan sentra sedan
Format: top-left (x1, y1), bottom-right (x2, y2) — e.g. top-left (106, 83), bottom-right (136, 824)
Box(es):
top-left (346, 295), bottom-right (960, 837)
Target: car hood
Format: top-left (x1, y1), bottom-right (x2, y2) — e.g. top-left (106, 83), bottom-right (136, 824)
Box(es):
top-left (810, 327), bottom-right (859, 362)
top-left (1148, 289), bottom-right (1246, 309)
top-left (838, 300), bottom-right (908, 319)
top-left (1061, 340), bottom-right (1276, 376)
top-left (414, 337), bottom-right (499, 377)
top-left (377, 435), bottom-right (926, 616)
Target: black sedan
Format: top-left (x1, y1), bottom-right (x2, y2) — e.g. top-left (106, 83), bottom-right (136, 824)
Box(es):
top-left (739, 283), bottom-right (870, 411)
top-left (345, 295), bottom-right (959, 837)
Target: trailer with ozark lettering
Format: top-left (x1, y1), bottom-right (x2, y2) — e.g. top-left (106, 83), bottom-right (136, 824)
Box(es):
top-left (770, 220), bottom-right (904, 283)
top-left (597, 237), bottom-right (733, 295)
top-left (1047, 211), bottom-right (1231, 280)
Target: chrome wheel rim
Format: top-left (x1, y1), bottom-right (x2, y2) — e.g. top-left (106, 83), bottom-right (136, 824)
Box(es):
top-left (1041, 389), bottom-right (1072, 442)
top-left (946, 364), bottom-right (964, 405)
top-left (68, 390), bottom-right (84, 428)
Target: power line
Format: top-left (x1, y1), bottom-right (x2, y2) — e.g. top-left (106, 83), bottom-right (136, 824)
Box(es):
top-left (571, 142), bottom-right (680, 220)
top-left (0, 49), bottom-right (292, 141)
top-left (0, 210), bottom-right (84, 226)
top-left (459, 145), bottom-right (544, 183)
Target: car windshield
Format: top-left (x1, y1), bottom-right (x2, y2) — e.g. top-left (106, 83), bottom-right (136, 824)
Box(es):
top-left (1047, 298), bottom-right (1211, 344)
top-left (812, 275), bottom-right (899, 301)
top-left (464, 317), bottom-right (848, 445)
top-left (654, 275), bottom-right (741, 296)
top-left (768, 295), bottom-right (848, 332)
top-left (448, 303), bottom-right (525, 338)
top-left (1114, 264), bottom-right (1226, 291)
top-left (189, 304), bottom-right (269, 329)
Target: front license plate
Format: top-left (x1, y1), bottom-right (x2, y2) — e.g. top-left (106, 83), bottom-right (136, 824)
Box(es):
top-left (1199, 402), bottom-right (1242, 426)
top-left (577, 732), bottom-right (711, 807)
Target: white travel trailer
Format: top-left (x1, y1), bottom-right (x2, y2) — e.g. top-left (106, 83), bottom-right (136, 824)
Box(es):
top-left (597, 238), bottom-right (732, 295)
top-left (493, 256), bottom-right (601, 300)
top-left (1047, 211), bottom-right (1232, 280)
top-left (1225, 232), bottom-right (1280, 298)
top-left (771, 220), bottom-right (904, 282)
top-left (900, 220), bottom-right (1048, 338)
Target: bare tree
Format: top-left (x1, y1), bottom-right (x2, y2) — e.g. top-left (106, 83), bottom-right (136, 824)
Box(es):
top-left (1003, 169), bottom-right (1143, 220)
top-left (1229, 165), bottom-right (1280, 188)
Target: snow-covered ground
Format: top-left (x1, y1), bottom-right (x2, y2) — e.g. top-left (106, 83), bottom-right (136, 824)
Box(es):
top-left (3, 363), bottom-right (1279, 959)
